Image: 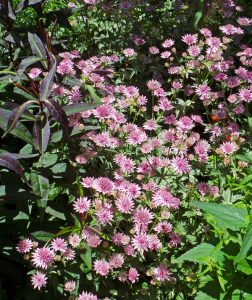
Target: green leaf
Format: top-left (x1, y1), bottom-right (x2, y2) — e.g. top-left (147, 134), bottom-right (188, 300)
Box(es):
top-left (31, 231), bottom-right (54, 242)
top-left (63, 103), bottom-right (99, 116)
top-left (194, 11), bottom-right (203, 29)
top-left (80, 248), bottom-right (92, 270)
top-left (177, 243), bottom-right (224, 264)
top-left (236, 259), bottom-right (252, 275)
top-left (86, 85), bottom-right (102, 103)
top-left (31, 170), bottom-right (49, 206)
top-left (191, 202), bottom-right (247, 230)
top-left (235, 220), bottom-right (252, 263)
top-left (0, 108), bottom-right (33, 144)
top-left (45, 207), bottom-right (66, 220)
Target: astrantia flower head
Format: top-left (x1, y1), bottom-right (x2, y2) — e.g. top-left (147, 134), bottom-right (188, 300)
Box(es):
top-left (16, 238), bottom-right (33, 253)
top-left (31, 247), bottom-right (54, 269)
top-left (93, 259), bottom-right (110, 276)
top-left (28, 68), bottom-right (42, 79)
top-left (31, 271), bottom-right (47, 290)
top-left (93, 177), bottom-right (114, 194)
top-left (77, 291), bottom-right (98, 300)
top-left (64, 280), bottom-right (76, 293)
top-left (73, 197), bottom-right (91, 214)
top-left (171, 157), bottom-right (190, 174)
top-left (51, 237), bottom-right (67, 252)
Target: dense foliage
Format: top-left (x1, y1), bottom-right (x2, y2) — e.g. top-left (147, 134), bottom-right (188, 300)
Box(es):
top-left (1, 0), bottom-right (252, 299)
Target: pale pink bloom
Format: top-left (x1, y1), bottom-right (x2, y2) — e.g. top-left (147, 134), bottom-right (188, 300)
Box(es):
top-left (149, 234), bottom-right (162, 251)
top-left (81, 177), bottom-right (94, 188)
top-left (158, 97), bottom-right (173, 111)
top-left (168, 66), bottom-right (179, 74)
top-left (132, 36), bottom-right (145, 45)
top-left (149, 46), bottom-right (159, 54)
top-left (160, 51), bottom-right (171, 59)
top-left (220, 141), bottom-right (237, 155)
top-left (238, 89), bottom-right (252, 102)
top-left (84, 0), bottom-right (96, 4)
top-left (86, 234), bottom-right (101, 248)
top-left (137, 95), bottom-right (148, 105)
top-left (93, 259), bottom-right (110, 276)
top-left (152, 189), bottom-right (180, 209)
top-left (182, 34), bottom-right (198, 45)
top-left (93, 104), bottom-right (115, 119)
top-left (123, 86), bottom-right (139, 98)
top-left (219, 24), bottom-right (243, 35)
top-left (171, 157), bottom-right (190, 174)
top-left (77, 291), bottom-right (98, 300)
top-left (187, 45), bottom-right (201, 57)
top-left (112, 232), bottom-right (124, 245)
top-left (154, 222), bottom-right (173, 233)
top-left (31, 271), bottom-right (47, 290)
top-left (93, 177), bottom-right (114, 194)
top-left (76, 154), bottom-right (87, 165)
top-left (133, 208), bottom-right (154, 225)
top-left (200, 28), bottom-right (212, 37)
top-left (16, 238), bottom-right (33, 253)
top-left (198, 182), bottom-right (210, 195)
top-left (96, 203), bottom-right (113, 225)
top-left (147, 79), bottom-right (161, 91)
top-left (123, 48), bottom-right (136, 57)
top-left (68, 234), bottom-right (81, 248)
top-left (63, 248), bottom-right (75, 260)
top-left (195, 84), bottom-right (211, 100)
top-left (162, 38), bottom-right (174, 48)
top-left (152, 264), bottom-right (171, 282)
top-left (57, 59), bottom-right (74, 75)
top-left (51, 238), bottom-right (67, 252)
top-left (194, 140), bottom-right (210, 162)
top-left (115, 194), bottom-right (134, 213)
top-left (132, 232), bottom-right (151, 252)
top-left (143, 119), bottom-right (158, 130)
top-left (109, 254), bottom-right (124, 268)
top-left (237, 17), bottom-right (252, 26)
top-left (73, 197), bottom-right (91, 213)
top-left (128, 267), bottom-right (139, 283)
top-left (226, 76), bottom-right (240, 88)
top-left (124, 245), bottom-right (135, 256)
top-left (176, 116), bottom-right (194, 131)
top-left (191, 115), bottom-right (203, 123)
top-left (127, 129), bottom-right (147, 145)
top-left (28, 68), bottom-right (42, 79)
top-left (31, 247), bottom-right (54, 269)
top-left (64, 280), bottom-right (76, 293)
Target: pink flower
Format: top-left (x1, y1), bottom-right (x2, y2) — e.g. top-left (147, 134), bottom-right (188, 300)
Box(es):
top-left (149, 46), bottom-right (159, 54)
top-left (81, 177), bottom-right (94, 188)
top-left (77, 291), bottom-right (98, 300)
top-left (31, 271), bottom-right (47, 290)
top-left (31, 247), bottom-right (54, 269)
top-left (51, 238), bottom-right (67, 252)
top-left (123, 48), bottom-right (136, 57)
top-left (152, 264), bottom-right (171, 282)
top-left (133, 207), bottom-right (154, 225)
top-left (154, 222), bottom-right (173, 233)
top-left (162, 38), bottom-right (174, 48)
top-left (115, 193), bottom-right (134, 213)
top-left (93, 177), bottom-right (114, 194)
top-left (152, 189), bottom-right (180, 209)
top-left (220, 141), bottom-right (237, 155)
top-left (237, 17), bottom-right (252, 26)
top-left (188, 45), bottom-right (201, 57)
top-left (95, 203), bottom-right (113, 225)
top-left (73, 197), bottom-right (91, 213)
top-left (109, 254), bottom-right (124, 268)
top-left (86, 234), bottom-right (101, 248)
top-left (143, 119), bottom-right (158, 130)
top-left (147, 79), bottom-right (161, 91)
top-left (171, 157), bottom-right (190, 174)
top-left (64, 280), bottom-right (76, 293)
top-left (132, 232), bottom-right (151, 252)
top-left (182, 34), bottom-right (198, 45)
top-left (195, 84), bottom-right (211, 100)
top-left (68, 234), bottom-right (81, 248)
top-left (28, 68), bottom-right (42, 79)
top-left (16, 238), bottom-right (33, 253)
top-left (83, 0), bottom-right (96, 5)
top-left (128, 267), bottom-right (139, 283)
top-left (57, 59), bottom-right (74, 75)
top-left (93, 259), bottom-right (110, 276)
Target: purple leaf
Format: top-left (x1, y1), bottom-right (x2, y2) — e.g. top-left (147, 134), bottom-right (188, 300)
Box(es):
top-left (39, 55), bottom-right (56, 101)
top-left (2, 100), bottom-right (39, 138)
top-left (28, 33), bottom-right (48, 68)
top-left (44, 98), bottom-right (70, 141)
top-left (63, 103), bottom-right (99, 116)
top-left (33, 113), bottom-right (50, 154)
top-left (0, 155), bottom-right (24, 177)
top-left (8, 2), bottom-right (16, 20)
top-left (18, 56), bottom-right (45, 74)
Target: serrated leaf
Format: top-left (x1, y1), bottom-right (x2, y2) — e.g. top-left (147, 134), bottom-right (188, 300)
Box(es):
top-left (235, 220), bottom-right (252, 263)
top-left (191, 202), bottom-right (247, 230)
top-left (177, 243), bottom-right (224, 264)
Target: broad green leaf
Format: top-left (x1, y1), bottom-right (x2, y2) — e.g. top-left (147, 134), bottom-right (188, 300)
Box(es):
top-left (177, 243), bottom-right (224, 264)
top-left (45, 207), bottom-right (66, 220)
top-left (31, 171), bottom-right (49, 205)
top-left (81, 248), bottom-right (92, 270)
top-left (31, 231), bottom-right (54, 242)
top-left (191, 202), bottom-right (247, 230)
top-left (33, 113), bottom-right (50, 154)
top-left (86, 85), bottom-right (102, 103)
top-left (235, 220), bottom-right (252, 263)
top-left (236, 259), bottom-right (252, 275)
top-left (63, 103), bottom-right (99, 116)
top-left (0, 108), bottom-right (33, 144)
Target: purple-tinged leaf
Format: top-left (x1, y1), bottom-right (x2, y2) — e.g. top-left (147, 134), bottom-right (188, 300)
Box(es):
top-left (28, 33), bottom-right (48, 68)
top-left (39, 55), bottom-right (56, 101)
top-left (18, 56), bottom-right (45, 74)
top-left (63, 103), bottom-right (99, 116)
top-left (0, 152), bottom-right (38, 159)
top-left (0, 155), bottom-right (23, 177)
top-left (15, 0), bottom-right (45, 13)
top-left (33, 113), bottom-right (50, 154)
top-left (8, 2), bottom-right (16, 20)
top-left (2, 100), bottom-right (39, 138)
top-left (44, 98), bottom-right (70, 141)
